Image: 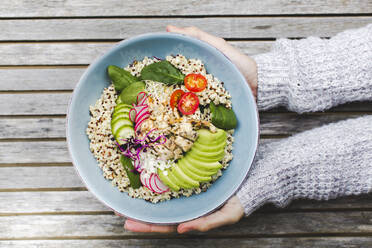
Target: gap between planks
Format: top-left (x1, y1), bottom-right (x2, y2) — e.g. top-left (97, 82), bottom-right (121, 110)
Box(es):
top-left (2, 233), bottom-right (372, 241)
top-left (0, 13), bottom-right (372, 20)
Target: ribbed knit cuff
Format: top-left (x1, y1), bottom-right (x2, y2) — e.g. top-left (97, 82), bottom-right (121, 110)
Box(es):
top-left (252, 50), bottom-right (292, 111)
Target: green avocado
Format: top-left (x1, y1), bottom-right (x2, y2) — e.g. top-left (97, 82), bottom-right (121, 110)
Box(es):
top-left (184, 155), bottom-right (222, 171)
top-left (167, 167), bottom-right (194, 189)
top-left (187, 149), bottom-right (225, 163)
top-left (192, 140), bottom-right (226, 153)
top-left (196, 128), bottom-right (226, 145)
top-left (188, 147), bottom-right (225, 161)
top-left (179, 157), bottom-right (218, 176)
top-left (171, 164), bottom-right (199, 188)
top-left (158, 168), bottom-right (180, 191)
top-left (178, 159), bottom-right (212, 182)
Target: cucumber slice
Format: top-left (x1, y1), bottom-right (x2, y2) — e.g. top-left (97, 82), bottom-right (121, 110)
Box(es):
top-left (112, 108), bottom-right (130, 119)
top-left (111, 118), bottom-right (133, 135)
top-left (115, 103), bottom-right (133, 110)
top-left (115, 125), bottom-right (134, 142)
top-left (112, 113), bottom-right (131, 123)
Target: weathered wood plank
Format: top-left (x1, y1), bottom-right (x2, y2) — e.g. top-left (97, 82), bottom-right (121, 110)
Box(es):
top-left (2, 237), bottom-right (372, 248)
top-left (1, 211), bottom-right (372, 238)
top-left (1, 17), bottom-right (371, 41)
top-left (0, 68), bottom-right (83, 91)
top-left (1, 93), bottom-right (372, 116)
top-left (0, 191), bottom-right (371, 214)
top-left (0, 41), bottom-right (272, 65)
top-left (0, 118), bottom-right (66, 139)
top-left (0, 141), bottom-right (70, 163)
top-left (0, 93), bottom-right (70, 115)
top-left (1, 113), bottom-right (369, 139)
top-left (0, 166), bottom-right (83, 189)
top-left (1, 0), bottom-right (371, 17)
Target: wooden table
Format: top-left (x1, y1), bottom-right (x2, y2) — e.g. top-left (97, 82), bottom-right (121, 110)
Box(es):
top-left (1, 1), bottom-right (371, 247)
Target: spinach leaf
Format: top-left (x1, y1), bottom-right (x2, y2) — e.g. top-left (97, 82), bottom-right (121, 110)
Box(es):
top-left (140, 61), bottom-right (185, 85)
top-left (120, 155), bottom-right (141, 189)
top-left (210, 102), bottom-right (237, 130)
top-left (107, 65), bottom-right (139, 93)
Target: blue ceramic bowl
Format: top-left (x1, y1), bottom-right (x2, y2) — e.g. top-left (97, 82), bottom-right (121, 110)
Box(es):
top-left (67, 33), bottom-right (259, 224)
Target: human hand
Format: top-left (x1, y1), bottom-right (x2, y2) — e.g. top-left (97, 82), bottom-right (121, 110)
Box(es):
top-left (123, 195), bottom-right (244, 233)
top-left (166, 25), bottom-right (257, 98)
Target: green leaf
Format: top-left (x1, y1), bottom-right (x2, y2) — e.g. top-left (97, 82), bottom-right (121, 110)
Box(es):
top-left (210, 104), bottom-right (237, 130)
top-left (140, 60), bottom-right (185, 85)
top-left (120, 155), bottom-right (141, 189)
top-left (119, 81), bottom-right (145, 105)
top-left (107, 65), bottom-right (139, 93)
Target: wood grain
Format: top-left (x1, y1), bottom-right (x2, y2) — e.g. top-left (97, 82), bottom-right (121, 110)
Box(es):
top-left (1, 211), bottom-right (372, 238)
top-left (0, 41), bottom-right (272, 66)
top-left (0, 93), bottom-right (70, 115)
top-left (1, 238), bottom-right (372, 248)
top-left (1, 0), bottom-right (371, 17)
top-left (1, 113), bottom-right (370, 139)
top-left (1, 92), bottom-right (372, 116)
top-left (0, 166), bottom-right (83, 189)
top-left (0, 191), bottom-right (371, 214)
top-left (1, 17), bottom-right (371, 41)
top-left (0, 141), bottom-right (70, 164)
top-left (0, 68), bottom-right (83, 91)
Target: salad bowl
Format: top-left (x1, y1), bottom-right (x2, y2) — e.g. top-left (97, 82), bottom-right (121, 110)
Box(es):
top-left (67, 32), bottom-right (259, 224)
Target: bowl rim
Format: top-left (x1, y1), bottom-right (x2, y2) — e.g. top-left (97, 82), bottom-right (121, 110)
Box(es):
top-left (66, 31), bottom-right (260, 224)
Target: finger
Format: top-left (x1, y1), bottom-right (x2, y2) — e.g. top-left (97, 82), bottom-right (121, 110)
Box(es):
top-left (125, 219), bottom-right (176, 233)
top-left (177, 196), bottom-right (244, 233)
top-left (166, 26), bottom-right (241, 59)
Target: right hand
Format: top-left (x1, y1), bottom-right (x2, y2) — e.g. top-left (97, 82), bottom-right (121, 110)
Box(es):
top-left (166, 25), bottom-right (258, 99)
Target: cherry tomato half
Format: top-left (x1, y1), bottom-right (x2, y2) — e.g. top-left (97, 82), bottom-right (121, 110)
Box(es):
top-left (178, 92), bottom-right (199, 115)
top-left (170, 89), bottom-right (185, 109)
top-left (184, 73), bottom-right (207, 92)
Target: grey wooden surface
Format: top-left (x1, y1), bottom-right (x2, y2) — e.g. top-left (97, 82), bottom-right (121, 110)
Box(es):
top-left (1, 1), bottom-right (371, 247)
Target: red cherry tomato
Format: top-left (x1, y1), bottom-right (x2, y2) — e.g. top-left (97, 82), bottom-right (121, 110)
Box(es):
top-left (170, 89), bottom-right (185, 109)
top-left (184, 73), bottom-right (207, 92)
top-left (178, 92), bottom-right (199, 115)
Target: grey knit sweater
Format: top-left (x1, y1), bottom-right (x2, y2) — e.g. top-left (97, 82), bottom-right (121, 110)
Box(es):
top-left (236, 24), bottom-right (372, 215)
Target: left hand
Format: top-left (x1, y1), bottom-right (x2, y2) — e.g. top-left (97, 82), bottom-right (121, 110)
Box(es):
top-left (122, 196), bottom-right (244, 233)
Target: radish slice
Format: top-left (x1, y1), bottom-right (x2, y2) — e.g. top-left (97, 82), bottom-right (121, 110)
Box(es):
top-left (136, 92), bottom-right (147, 105)
top-left (140, 172), bottom-right (169, 194)
top-left (153, 174), bottom-right (169, 193)
top-left (129, 108), bottom-right (136, 122)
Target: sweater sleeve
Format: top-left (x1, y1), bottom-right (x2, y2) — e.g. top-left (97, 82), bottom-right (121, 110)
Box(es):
top-left (253, 24), bottom-right (372, 113)
top-left (236, 115), bottom-right (372, 216)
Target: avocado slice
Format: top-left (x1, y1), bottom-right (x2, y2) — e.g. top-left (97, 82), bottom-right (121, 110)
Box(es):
top-left (178, 159), bottom-right (212, 182)
top-left (184, 155), bottom-right (222, 171)
top-left (158, 168), bottom-right (180, 191)
top-left (188, 147), bottom-right (225, 161)
top-left (188, 149), bottom-right (225, 163)
top-left (171, 164), bottom-right (199, 189)
top-left (180, 157), bottom-right (219, 176)
top-left (167, 168), bottom-right (194, 189)
top-left (193, 140), bottom-right (226, 153)
top-left (196, 128), bottom-right (226, 145)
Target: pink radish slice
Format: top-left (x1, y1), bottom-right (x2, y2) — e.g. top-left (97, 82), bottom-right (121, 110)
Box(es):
top-left (135, 111), bottom-right (150, 124)
top-left (153, 174), bottom-right (169, 193)
top-left (148, 174), bottom-right (157, 193)
top-left (139, 171), bottom-right (148, 188)
top-left (136, 92), bottom-right (146, 105)
top-left (150, 174), bottom-right (164, 193)
top-left (129, 108), bottom-right (136, 122)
